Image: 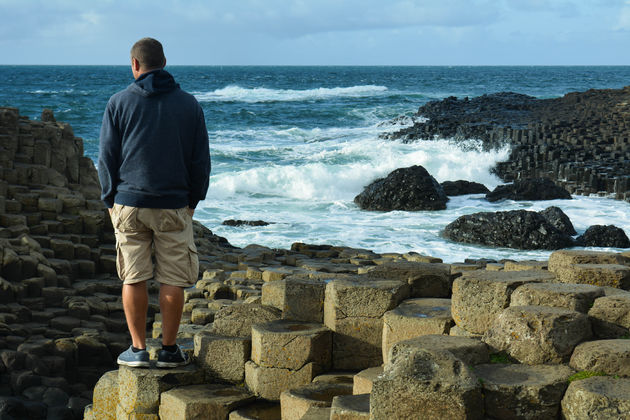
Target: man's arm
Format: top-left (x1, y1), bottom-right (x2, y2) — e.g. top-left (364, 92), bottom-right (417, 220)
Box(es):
top-left (98, 102), bottom-right (121, 209)
top-left (188, 106), bottom-right (211, 210)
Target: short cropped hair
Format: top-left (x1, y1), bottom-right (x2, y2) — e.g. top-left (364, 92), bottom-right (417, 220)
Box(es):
top-left (130, 38), bottom-right (166, 70)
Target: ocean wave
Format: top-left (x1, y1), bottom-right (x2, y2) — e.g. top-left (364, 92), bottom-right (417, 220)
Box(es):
top-left (194, 85), bottom-right (388, 103)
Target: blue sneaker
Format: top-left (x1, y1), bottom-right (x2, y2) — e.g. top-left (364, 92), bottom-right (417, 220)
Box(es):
top-left (117, 346), bottom-right (150, 368)
top-left (156, 345), bottom-right (190, 368)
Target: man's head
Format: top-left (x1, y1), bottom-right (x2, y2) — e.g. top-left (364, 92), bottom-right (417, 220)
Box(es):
top-left (130, 37), bottom-right (166, 78)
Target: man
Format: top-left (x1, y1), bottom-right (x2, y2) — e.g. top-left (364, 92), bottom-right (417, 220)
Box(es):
top-left (98, 38), bottom-right (210, 368)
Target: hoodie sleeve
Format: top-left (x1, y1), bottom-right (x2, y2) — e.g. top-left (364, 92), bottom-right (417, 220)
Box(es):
top-left (98, 101), bottom-right (121, 208)
top-left (188, 106), bottom-right (211, 209)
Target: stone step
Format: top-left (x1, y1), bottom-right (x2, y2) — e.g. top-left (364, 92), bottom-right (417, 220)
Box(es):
top-left (280, 381), bottom-right (353, 420)
top-left (570, 339), bottom-right (630, 377)
top-left (330, 394), bottom-right (370, 420)
top-left (561, 376), bottom-right (630, 418)
top-left (159, 384), bottom-right (255, 420)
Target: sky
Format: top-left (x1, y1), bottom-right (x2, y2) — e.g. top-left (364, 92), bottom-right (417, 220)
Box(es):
top-left (1, 0), bottom-right (629, 65)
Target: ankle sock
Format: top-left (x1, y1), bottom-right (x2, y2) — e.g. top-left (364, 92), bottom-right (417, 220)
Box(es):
top-left (162, 344), bottom-right (178, 353)
top-left (131, 346), bottom-right (145, 353)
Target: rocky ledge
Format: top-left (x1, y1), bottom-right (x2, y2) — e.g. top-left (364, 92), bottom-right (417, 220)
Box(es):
top-left (3, 108), bottom-right (630, 420)
top-left (383, 88), bottom-right (630, 201)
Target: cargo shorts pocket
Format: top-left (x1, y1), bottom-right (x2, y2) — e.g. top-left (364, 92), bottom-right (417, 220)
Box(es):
top-left (188, 243), bottom-right (199, 284)
top-left (112, 205), bottom-right (143, 233)
top-left (158, 208), bottom-right (187, 232)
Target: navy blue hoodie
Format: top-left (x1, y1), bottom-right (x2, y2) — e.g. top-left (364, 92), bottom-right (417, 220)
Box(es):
top-left (98, 69), bottom-right (210, 209)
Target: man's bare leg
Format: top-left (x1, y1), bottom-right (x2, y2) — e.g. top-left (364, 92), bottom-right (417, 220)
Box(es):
top-left (159, 284), bottom-right (184, 346)
top-left (122, 281), bottom-right (148, 349)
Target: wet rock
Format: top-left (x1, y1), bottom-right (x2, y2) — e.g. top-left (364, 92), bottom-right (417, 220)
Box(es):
top-left (354, 165), bottom-right (448, 211)
top-left (222, 220), bottom-right (271, 227)
top-left (576, 225), bottom-right (630, 248)
top-left (443, 209), bottom-right (574, 250)
top-left (486, 178), bottom-right (572, 202)
top-left (440, 180), bottom-right (490, 196)
top-left (539, 206), bottom-right (577, 236)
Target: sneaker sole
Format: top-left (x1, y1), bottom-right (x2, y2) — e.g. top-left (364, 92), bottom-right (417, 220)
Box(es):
top-left (117, 358), bottom-right (150, 368)
top-left (156, 359), bottom-right (190, 368)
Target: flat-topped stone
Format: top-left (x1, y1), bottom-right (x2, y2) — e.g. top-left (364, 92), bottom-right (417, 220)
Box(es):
top-left (117, 364), bottom-right (204, 417)
top-left (549, 250), bottom-right (630, 273)
top-left (509, 282), bottom-right (605, 313)
top-left (388, 334), bottom-right (489, 368)
top-left (211, 304), bottom-right (281, 338)
top-left (228, 401), bottom-right (280, 420)
top-left (261, 277), bottom-right (325, 323)
top-left (451, 270), bottom-right (554, 334)
top-left (588, 295), bottom-right (630, 338)
top-left (90, 370), bottom-right (117, 420)
top-left (159, 384), bottom-right (255, 420)
top-left (483, 305), bottom-right (592, 364)
top-left (504, 260), bottom-right (548, 271)
top-left (382, 298), bottom-right (453, 364)
top-left (245, 360), bottom-right (317, 401)
top-left (474, 363), bottom-right (574, 420)
top-left (330, 394), bottom-right (370, 420)
top-left (353, 366), bottom-right (383, 395)
top-left (371, 346), bottom-right (483, 420)
top-left (194, 332), bottom-right (250, 384)
top-left (555, 264), bottom-right (630, 290)
top-left (324, 277), bottom-right (409, 370)
top-left (561, 376), bottom-right (630, 419)
top-left (364, 261), bottom-right (453, 298)
top-left (570, 339), bottom-right (630, 377)
top-left (251, 320), bottom-right (331, 371)
top-left (280, 381), bottom-right (353, 420)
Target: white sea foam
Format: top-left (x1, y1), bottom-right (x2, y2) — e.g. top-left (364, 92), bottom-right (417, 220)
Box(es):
top-left (194, 85), bottom-right (388, 103)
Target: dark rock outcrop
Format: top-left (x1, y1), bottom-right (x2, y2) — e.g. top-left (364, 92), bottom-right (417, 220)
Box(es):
top-left (443, 209), bottom-right (575, 250)
top-left (222, 220), bottom-right (271, 227)
top-left (383, 88), bottom-right (630, 202)
top-left (576, 225), bottom-right (630, 248)
top-left (440, 180), bottom-right (490, 196)
top-left (539, 206), bottom-right (577, 236)
top-left (486, 178), bottom-right (572, 202)
top-left (354, 165), bottom-right (448, 211)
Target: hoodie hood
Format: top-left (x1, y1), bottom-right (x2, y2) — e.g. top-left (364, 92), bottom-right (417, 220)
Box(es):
top-left (129, 69), bottom-right (179, 97)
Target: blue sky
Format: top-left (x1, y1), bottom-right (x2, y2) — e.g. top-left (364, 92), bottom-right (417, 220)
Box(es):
top-left (1, 0), bottom-right (629, 65)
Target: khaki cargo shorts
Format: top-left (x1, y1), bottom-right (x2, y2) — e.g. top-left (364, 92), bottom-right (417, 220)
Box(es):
top-left (110, 204), bottom-right (199, 287)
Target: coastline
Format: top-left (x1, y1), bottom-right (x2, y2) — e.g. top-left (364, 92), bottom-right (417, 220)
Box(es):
top-left (1, 102), bottom-right (630, 419)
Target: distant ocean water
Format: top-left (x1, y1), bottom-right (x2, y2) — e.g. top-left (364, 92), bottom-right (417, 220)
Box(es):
top-left (2, 65), bottom-right (630, 262)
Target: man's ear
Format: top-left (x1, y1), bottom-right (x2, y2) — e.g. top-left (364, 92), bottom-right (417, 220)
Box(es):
top-left (131, 57), bottom-right (141, 72)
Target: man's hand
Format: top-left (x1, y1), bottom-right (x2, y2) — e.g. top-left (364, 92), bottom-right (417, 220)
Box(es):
top-left (108, 208), bottom-right (113, 217)
top-left (187, 207), bottom-right (194, 217)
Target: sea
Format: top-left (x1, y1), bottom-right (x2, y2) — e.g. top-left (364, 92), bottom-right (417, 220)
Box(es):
top-left (1, 65), bottom-right (630, 263)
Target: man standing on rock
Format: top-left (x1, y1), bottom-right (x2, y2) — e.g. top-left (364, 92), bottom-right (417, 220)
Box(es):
top-left (98, 38), bottom-right (210, 368)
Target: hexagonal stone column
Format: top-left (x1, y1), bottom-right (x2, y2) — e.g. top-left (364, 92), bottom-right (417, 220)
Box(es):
top-left (251, 320), bottom-right (331, 371)
top-left (588, 295), bottom-right (630, 338)
top-left (483, 306), bottom-right (592, 364)
top-left (371, 346), bottom-right (483, 420)
top-left (324, 277), bottom-right (410, 370)
top-left (387, 334), bottom-right (489, 368)
top-left (330, 394), bottom-right (370, 420)
top-left (280, 381), bottom-right (353, 420)
top-left (244, 360), bottom-right (316, 401)
top-left (561, 377), bottom-right (630, 419)
top-left (548, 250), bottom-right (629, 273)
top-left (90, 370), bottom-right (118, 420)
top-left (555, 264), bottom-right (630, 290)
top-left (364, 261), bottom-right (453, 298)
top-left (475, 363), bottom-right (573, 420)
top-left (353, 367), bottom-right (383, 395)
top-left (570, 339), bottom-right (630, 377)
top-left (159, 384), bottom-right (255, 420)
top-left (194, 332), bottom-right (251, 384)
top-left (117, 365), bottom-right (204, 418)
top-left (261, 277), bottom-right (326, 322)
top-left (510, 283), bottom-right (604, 313)
top-left (451, 270), bottom-right (554, 335)
top-left (381, 298), bottom-right (453, 364)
